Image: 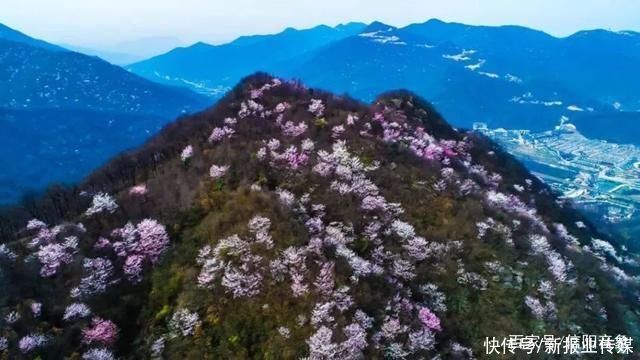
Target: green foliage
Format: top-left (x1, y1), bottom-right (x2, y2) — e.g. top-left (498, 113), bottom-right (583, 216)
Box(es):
top-left (314, 117), bottom-right (327, 128)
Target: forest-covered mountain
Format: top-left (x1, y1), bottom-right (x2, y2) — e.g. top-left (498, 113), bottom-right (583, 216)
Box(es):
top-left (0, 74), bottom-right (637, 358)
top-left (0, 39), bottom-right (206, 115)
top-left (129, 20), bottom-right (640, 134)
top-left (0, 26), bottom-right (210, 204)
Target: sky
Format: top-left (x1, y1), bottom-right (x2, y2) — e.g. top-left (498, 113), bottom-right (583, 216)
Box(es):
top-left (1, 0), bottom-right (639, 49)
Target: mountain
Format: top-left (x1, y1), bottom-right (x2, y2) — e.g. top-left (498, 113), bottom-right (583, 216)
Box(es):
top-left (402, 19), bottom-right (640, 110)
top-left (0, 23), bottom-right (65, 51)
top-left (280, 22), bottom-right (602, 131)
top-left (62, 44), bottom-right (141, 65)
top-left (127, 23), bottom-right (367, 96)
top-left (0, 74), bottom-right (637, 358)
top-left (571, 111), bottom-right (640, 146)
top-left (0, 39), bottom-right (206, 115)
top-left (0, 38), bottom-right (210, 204)
top-left (129, 20), bottom-right (639, 132)
top-left (0, 107), bottom-right (165, 204)
top-left (113, 36), bottom-right (185, 60)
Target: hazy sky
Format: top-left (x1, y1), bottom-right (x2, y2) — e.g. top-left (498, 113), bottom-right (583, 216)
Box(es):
top-left (2, 0), bottom-right (639, 48)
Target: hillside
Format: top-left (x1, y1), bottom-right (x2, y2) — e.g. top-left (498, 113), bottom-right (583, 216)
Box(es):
top-left (0, 39), bottom-right (207, 116)
top-left (0, 36), bottom-right (210, 204)
top-left (0, 74), bottom-right (638, 358)
top-left (0, 107), bottom-right (166, 203)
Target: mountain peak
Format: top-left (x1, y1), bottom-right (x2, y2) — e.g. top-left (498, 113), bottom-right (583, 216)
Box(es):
top-left (362, 21), bottom-right (397, 33)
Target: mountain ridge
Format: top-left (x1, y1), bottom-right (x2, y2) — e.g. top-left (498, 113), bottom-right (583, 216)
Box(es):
top-left (0, 22), bottom-right (65, 51)
top-left (127, 19), bottom-right (639, 133)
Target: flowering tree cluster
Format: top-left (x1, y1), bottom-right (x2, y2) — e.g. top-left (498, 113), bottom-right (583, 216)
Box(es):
top-left (254, 139), bottom-right (453, 357)
top-left (169, 308), bottom-right (201, 337)
top-left (208, 118), bottom-right (237, 143)
top-left (110, 219), bottom-right (170, 282)
top-left (63, 302), bottom-right (92, 321)
top-left (5, 77), bottom-right (630, 358)
top-left (524, 295), bottom-right (546, 320)
top-left (18, 334), bottom-right (48, 353)
top-left (209, 164), bottom-right (229, 179)
top-left (257, 138), bottom-right (314, 170)
top-left (129, 184), bottom-right (148, 196)
top-left (30, 225), bottom-right (83, 277)
top-left (368, 107), bottom-right (470, 168)
top-left (308, 98), bottom-right (325, 117)
top-left (197, 215), bottom-right (276, 298)
top-left (26, 218), bottom-right (47, 231)
top-left (85, 192), bottom-right (118, 216)
top-left (71, 257), bottom-right (115, 298)
top-left (275, 102), bottom-right (290, 113)
top-left (5, 310), bottom-right (20, 324)
top-left (238, 99), bottom-right (266, 119)
top-left (529, 234), bottom-right (573, 283)
top-left (180, 145), bottom-right (194, 163)
top-left (468, 164), bottom-right (502, 189)
top-left (484, 190), bottom-right (548, 233)
top-left (0, 244), bottom-right (17, 261)
top-left (30, 302), bottom-right (42, 318)
top-left (82, 317), bottom-right (118, 345)
top-left (249, 78), bottom-right (282, 100)
top-left (82, 348), bottom-right (116, 360)
top-left (418, 307), bottom-right (442, 331)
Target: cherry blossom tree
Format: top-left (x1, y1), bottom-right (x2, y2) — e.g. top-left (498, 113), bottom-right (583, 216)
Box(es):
top-left (169, 308), bottom-right (201, 337)
top-left (19, 334), bottom-right (48, 353)
top-left (0, 244), bottom-right (17, 261)
top-left (307, 326), bottom-right (337, 359)
top-left (73, 257), bottom-right (115, 298)
top-left (209, 164), bottom-right (230, 178)
top-left (524, 295), bottom-right (545, 320)
top-left (26, 219), bottom-right (47, 231)
top-left (180, 145), bottom-right (194, 162)
top-left (111, 219), bottom-right (170, 282)
top-left (63, 303), bottom-right (92, 321)
top-left (340, 323), bottom-right (368, 358)
top-left (418, 307), bottom-right (442, 331)
top-left (31, 302), bottom-right (42, 318)
top-left (129, 184), bottom-right (148, 196)
top-left (85, 193), bottom-right (118, 216)
top-left (37, 243), bottom-right (74, 277)
top-left (82, 317), bottom-right (118, 345)
top-left (308, 99), bottom-right (325, 117)
top-left (82, 348), bottom-right (115, 360)
top-left (281, 121), bottom-right (308, 137)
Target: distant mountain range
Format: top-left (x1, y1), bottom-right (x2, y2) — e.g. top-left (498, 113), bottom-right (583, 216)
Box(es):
top-left (65, 36), bottom-right (186, 65)
top-left (128, 23), bottom-right (367, 96)
top-left (0, 25), bottom-right (210, 204)
top-left (129, 19), bottom-right (640, 135)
